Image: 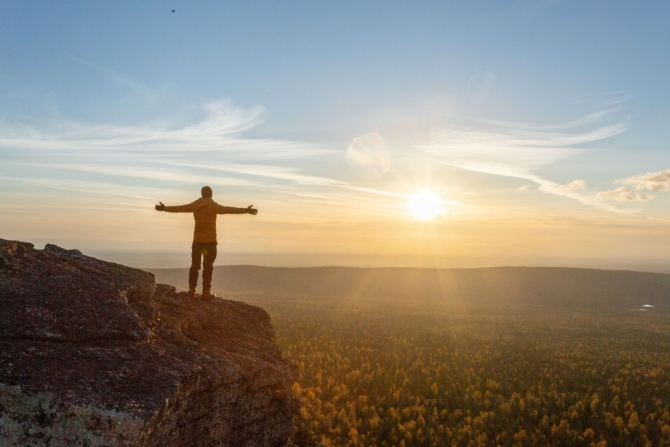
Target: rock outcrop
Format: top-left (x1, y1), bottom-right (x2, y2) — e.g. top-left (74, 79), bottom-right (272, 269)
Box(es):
top-left (0, 239), bottom-right (298, 447)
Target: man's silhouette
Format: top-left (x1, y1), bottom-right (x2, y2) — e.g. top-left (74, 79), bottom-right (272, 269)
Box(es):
top-left (155, 186), bottom-right (257, 298)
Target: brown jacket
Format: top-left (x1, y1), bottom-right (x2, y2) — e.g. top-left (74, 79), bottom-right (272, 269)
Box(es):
top-left (164, 198), bottom-right (248, 243)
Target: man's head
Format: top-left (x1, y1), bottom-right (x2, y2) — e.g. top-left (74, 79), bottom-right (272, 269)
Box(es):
top-left (201, 186), bottom-right (213, 198)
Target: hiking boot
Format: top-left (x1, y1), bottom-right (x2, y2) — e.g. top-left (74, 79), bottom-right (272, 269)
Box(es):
top-left (201, 288), bottom-right (217, 300)
top-left (186, 288), bottom-right (196, 299)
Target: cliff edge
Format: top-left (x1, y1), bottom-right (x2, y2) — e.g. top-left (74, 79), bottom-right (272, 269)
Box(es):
top-left (0, 239), bottom-right (299, 447)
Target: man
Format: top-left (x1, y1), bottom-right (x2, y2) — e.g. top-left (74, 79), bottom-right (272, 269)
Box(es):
top-left (155, 186), bottom-right (257, 298)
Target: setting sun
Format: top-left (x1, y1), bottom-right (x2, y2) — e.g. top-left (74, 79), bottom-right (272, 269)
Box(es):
top-left (407, 191), bottom-right (445, 220)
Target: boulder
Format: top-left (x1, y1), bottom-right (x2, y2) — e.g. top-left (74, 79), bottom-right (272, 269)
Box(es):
top-left (0, 239), bottom-right (298, 447)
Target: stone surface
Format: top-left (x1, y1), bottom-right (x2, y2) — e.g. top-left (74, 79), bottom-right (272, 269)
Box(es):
top-left (0, 239), bottom-right (298, 447)
top-left (0, 241), bottom-right (155, 342)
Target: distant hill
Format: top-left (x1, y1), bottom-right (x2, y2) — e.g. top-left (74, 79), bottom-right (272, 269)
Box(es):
top-left (148, 266), bottom-right (670, 311)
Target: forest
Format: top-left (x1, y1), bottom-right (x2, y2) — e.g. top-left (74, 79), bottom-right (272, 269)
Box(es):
top-left (242, 293), bottom-right (670, 447)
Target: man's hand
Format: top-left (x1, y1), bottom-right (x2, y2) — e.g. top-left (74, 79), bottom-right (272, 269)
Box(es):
top-left (246, 205), bottom-right (258, 215)
top-left (155, 202), bottom-right (165, 211)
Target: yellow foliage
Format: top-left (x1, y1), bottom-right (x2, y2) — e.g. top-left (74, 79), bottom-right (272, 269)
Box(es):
top-left (277, 298), bottom-right (670, 447)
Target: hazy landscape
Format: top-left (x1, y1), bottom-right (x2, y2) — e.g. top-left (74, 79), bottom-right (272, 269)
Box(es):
top-left (150, 266), bottom-right (670, 312)
top-left (151, 266), bottom-right (670, 446)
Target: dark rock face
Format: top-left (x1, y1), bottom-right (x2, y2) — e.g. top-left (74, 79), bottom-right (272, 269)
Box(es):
top-left (0, 239), bottom-right (298, 446)
top-left (0, 241), bottom-right (155, 342)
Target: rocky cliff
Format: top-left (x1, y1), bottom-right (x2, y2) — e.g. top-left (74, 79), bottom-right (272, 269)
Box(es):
top-left (0, 239), bottom-right (298, 447)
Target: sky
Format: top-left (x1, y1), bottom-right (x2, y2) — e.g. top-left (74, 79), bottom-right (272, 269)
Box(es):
top-left (2, 1), bottom-right (670, 268)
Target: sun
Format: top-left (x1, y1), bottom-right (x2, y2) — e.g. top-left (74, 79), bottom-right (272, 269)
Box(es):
top-left (407, 191), bottom-right (445, 220)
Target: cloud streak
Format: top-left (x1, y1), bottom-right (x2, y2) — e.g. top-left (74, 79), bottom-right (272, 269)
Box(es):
top-left (1, 161), bottom-right (262, 187)
top-left (0, 101), bottom-right (330, 159)
top-left (416, 111), bottom-right (628, 213)
top-left (596, 187), bottom-right (653, 201)
top-left (558, 180), bottom-right (586, 191)
top-left (163, 161), bottom-right (345, 187)
top-left (0, 175), bottom-right (171, 204)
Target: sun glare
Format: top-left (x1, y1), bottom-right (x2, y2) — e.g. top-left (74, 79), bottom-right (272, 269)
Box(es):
top-left (407, 191), bottom-right (445, 220)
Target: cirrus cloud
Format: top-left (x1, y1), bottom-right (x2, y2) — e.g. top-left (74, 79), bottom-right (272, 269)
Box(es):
top-left (416, 109), bottom-right (629, 213)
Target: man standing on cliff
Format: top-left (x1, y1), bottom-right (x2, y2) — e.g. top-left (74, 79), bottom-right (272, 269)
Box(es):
top-left (155, 186), bottom-right (257, 299)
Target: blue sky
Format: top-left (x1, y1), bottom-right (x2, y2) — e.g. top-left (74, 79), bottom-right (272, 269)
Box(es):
top-left (2, 1), bottom-right (670, 266)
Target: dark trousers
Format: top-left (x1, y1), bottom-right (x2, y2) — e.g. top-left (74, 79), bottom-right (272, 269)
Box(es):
top-left (189, 241), bottom-right (217, 290)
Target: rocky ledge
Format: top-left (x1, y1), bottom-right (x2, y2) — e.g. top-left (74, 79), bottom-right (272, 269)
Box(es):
top-left (0, 239), bottom-right (298, 447)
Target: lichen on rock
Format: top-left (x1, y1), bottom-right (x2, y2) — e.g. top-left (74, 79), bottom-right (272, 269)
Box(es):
top-left (0, 384), bottom-right (143, 447)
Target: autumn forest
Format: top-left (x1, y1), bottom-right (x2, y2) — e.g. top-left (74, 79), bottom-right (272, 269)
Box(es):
top-left (275, 308), bottom-right (670, 447)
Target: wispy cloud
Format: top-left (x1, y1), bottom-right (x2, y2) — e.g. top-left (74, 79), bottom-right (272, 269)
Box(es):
top-left (0, 101), bottom-right (349, 221)
top-left (163, 161), bottom-right (344, 187)
top-left (416, 110), bottom-right (628, 213)
top-left (0, 100), bottom-right (329, 159)
top-left (0, 175), bottom-right (170, 203)
top-left (1, 162), bottom-right (260, 187)
top-left (558, 180), bottom-right (586, 190)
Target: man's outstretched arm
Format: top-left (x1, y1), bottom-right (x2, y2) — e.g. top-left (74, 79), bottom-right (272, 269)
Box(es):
top-left (155, 201), bottom-right (199, 212)
top-left (215, 204), bottom-right (258, 215)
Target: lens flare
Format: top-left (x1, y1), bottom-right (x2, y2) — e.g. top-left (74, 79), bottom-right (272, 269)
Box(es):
top-left (407, 191), bottom-right (446, 220)
top-left (346, 133), bottom-right (390, 178)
